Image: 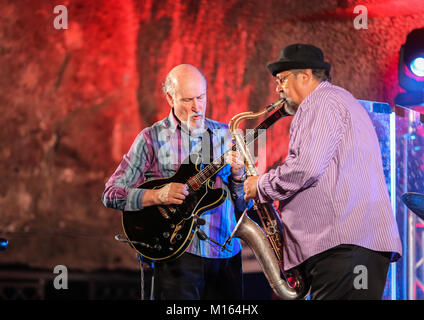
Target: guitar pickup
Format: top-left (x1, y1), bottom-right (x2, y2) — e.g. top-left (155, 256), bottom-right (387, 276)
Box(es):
top-left (158, 206), bottom-right (177, 219)
top-left (158, 206), bottom-right (170, 219)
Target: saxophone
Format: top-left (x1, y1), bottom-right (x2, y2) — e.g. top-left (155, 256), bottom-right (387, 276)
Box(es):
top-left (228, 100), bottom-right (310, 300)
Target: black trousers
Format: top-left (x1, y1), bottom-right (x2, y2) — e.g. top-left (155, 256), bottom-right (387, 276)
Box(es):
top-left (153, 252), bottom-right (243, 300)
top-left (299, 244), bottom-right (392, 300)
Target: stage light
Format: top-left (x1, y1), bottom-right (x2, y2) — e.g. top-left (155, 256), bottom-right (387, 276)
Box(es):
top-left (395, 28), bottom-right (424, 106)
top-left (411, 57), bottom-right (424, 77)
top-left (0, 238), bottom-right (8, 251)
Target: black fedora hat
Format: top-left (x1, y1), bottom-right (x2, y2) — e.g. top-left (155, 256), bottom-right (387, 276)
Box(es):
top-left (267, 44), bottom-right (331, 76)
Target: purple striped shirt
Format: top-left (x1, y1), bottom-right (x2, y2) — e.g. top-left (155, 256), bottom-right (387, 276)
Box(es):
top-left (257, 81), bottom-right (402, 270)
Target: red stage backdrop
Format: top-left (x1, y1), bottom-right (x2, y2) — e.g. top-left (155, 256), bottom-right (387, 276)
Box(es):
top-left (0, 0), bottom-right (423, 271)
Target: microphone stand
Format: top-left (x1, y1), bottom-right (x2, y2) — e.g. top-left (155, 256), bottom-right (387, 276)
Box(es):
top-left (194, 217), bottom-right (231, 253)
top-left (137, 253), bottom-right (155, 300)
top-left (115, 234), bottom-right (155, 300)
top-left (116, 217), bottom-right (232, 300)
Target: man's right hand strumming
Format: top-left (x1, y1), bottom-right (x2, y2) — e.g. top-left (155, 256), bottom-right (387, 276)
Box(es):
top-left (143, 183), bottom-right (189, 207)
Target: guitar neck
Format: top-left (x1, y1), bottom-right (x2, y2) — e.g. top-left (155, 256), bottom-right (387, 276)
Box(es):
top-left (188, 105), bottom-right (291, 189)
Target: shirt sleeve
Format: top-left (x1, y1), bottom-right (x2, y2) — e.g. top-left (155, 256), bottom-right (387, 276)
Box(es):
top-left (229, 177), bottom-right (254, 215)
top-left (257, 95), bottom-right (347, 202)
top-left (101, 129), bottom-right (153, 211)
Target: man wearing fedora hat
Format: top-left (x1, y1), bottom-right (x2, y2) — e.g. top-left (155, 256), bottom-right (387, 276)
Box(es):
top-left (243, 44), bottom-right (402, 300)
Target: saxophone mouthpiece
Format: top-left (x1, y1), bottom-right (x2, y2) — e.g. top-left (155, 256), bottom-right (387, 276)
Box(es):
top-left (267, 98), bottom-right (286, 113)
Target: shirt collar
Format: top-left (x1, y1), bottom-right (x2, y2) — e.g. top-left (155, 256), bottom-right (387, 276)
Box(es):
top-left (299, 80), bottom-right (331, 109)
top-left (166, 108), bottom-right (180, 135)
top-left (311, 80), bottom-right (331, 96)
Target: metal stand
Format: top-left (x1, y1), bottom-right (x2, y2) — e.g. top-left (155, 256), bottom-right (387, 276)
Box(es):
top-left (137, 253), bottom-right (155, 300)
top-left (115, 234), bottom-right (155, 300)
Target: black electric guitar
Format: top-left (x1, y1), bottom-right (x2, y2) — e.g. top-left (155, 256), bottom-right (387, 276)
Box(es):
top-left (122, 101), bottom-right (293, 262)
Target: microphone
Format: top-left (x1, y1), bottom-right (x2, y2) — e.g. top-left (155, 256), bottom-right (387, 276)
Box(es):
top-left (196, 229), bottom-right (231, 253)
top-left (196, 217), bottom-right (206, 226)
top-left (196, 229), bottom-right (208, 241)
top-left (114, 234), bottom-right (130, 242)
top-left (114, 234), bottom-right (152, 249)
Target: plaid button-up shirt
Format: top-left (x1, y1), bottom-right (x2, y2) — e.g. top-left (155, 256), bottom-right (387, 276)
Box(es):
top-left (102, 109), bottom-right (248, 258)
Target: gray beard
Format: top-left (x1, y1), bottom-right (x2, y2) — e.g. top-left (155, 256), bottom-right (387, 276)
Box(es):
top-left (280, 92), bottom-right (299, 110)
top-left (186, 115), bottom-right (206, 137)
top-left (286, 98), bottom-right (299, 111)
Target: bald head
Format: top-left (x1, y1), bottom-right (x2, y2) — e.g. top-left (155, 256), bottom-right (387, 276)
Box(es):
top-left (163, 64), bottom-right (207, 131)
top-left (163, 64), bottom-right (206, 98)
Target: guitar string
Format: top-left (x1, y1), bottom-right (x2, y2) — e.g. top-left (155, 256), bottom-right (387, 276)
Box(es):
top-left (189, 109), bottom-right (285, 188)
top-left (190, 111), bottom-right (278, 187)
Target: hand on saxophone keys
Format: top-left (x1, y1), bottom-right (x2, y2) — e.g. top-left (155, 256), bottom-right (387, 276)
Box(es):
top-left (225, 142), bottom-right (245, 180)
top-left (243, 176), bottom-right (259, 201)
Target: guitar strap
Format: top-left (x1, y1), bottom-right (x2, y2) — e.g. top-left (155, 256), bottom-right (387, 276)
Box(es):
top-left (186, 128), bottom-right (216, 184)
top-left (197, 129), bottom-right (216, 184)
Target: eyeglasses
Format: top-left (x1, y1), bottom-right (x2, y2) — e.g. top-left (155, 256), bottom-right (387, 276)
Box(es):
top-left (275, 72), bottom-right (293, 87)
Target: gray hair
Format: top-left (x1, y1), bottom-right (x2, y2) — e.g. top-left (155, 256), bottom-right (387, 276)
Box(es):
top-left (162, 74), bottom-right (176, 98)
top-left (292, 69), bottom-right (332, 83)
